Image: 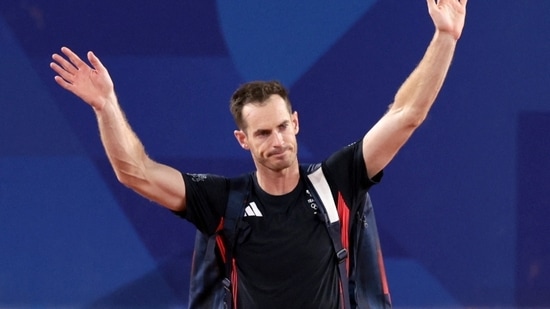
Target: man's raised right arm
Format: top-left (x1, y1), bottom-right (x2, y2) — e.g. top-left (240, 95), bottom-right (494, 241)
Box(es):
top-left (50, 47), bottom-right (186, 212)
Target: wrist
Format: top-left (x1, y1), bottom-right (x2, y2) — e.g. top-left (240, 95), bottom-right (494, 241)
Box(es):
top-left (91, 92), bottom-right (117, 113)
top-left (434, 30), bottom-right (459, 45)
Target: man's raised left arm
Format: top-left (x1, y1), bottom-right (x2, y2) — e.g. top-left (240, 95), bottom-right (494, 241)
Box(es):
top-left (362, 0), bottom-right (467, 179)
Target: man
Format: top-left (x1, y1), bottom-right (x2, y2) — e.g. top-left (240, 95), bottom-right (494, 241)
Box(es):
top-left (50, 0), bottom-right (467, 308)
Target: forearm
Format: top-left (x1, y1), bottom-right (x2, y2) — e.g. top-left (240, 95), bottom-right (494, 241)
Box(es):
top-left (391, 30), bottom-right (457, 123)
top-left (94, 94), bottom-right (149, 187)
top-left (50, 47), bottom-right (186, 210)
top-left (94, 96), bottom-right (186, 211)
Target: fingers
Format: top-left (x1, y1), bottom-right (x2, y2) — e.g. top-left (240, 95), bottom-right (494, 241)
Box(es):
top-left (51, 47), bottom-right (106, 74)
top-left (60, 46), bottom-right (87, 70)
top-left (50, 61), bottom-right (74, 84)
top-left (428, 0), bottom-right (467, 7)
top-left (51, 52), bottom-right (78, 75)
top-left (53, 75), bottom-right (73, 91)
top-left (50, 47), bottom-right (84, 84)
top-left (50, 46), bottom-right (97, 76)
top-left (87, 51), bottom-right (107, 72)
top-left (50, 46), bottom-right (103, 87)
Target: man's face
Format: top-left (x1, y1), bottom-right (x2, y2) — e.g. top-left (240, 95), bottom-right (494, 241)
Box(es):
top-left (234, 95), bottom-right (299, 172)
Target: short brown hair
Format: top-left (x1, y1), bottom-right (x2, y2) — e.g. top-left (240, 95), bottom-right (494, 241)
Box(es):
top-left (230, 80), bottom-right (292, 129)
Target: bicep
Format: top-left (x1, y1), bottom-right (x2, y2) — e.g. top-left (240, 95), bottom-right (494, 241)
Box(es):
top-left (362, 109), bottom-right (418, 179)
top-left (135, 158), bottom-right (186, 212)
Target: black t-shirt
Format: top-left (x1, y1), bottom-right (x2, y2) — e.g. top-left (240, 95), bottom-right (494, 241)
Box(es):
top-left (180, 140), bottom-right (380, 308)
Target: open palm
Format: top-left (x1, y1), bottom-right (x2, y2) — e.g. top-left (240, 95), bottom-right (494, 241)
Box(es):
top-left (50, 47), bottom-right (114, 110)
top-left (427, 0), bottom-right (468, 40)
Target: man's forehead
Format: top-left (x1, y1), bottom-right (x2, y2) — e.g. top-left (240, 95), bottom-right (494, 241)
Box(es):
top-left (243, 96), bottom-right (289, 119)
top-left (243, 104), bottom-right (292, 132)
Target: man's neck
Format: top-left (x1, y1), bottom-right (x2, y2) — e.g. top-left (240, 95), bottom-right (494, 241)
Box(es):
top-left (255, 163), bottom-right (300, 196)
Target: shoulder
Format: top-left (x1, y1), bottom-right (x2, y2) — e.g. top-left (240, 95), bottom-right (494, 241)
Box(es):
top-left (322, 139), bottom-right (367, 183)
top-left (324, 139), bottom-right (364, 170)
top-left (182, 172), bottom-right (229, 188)
top-left (180, 173), bottom-right (231, 234)
top-left (322, 140), bottom-right (377, 202)
top-left (182, 172), bottom-right (230, 209)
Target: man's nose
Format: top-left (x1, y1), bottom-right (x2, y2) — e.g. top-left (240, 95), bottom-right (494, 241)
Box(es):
top-left (272, 131), bottom-right (285, 146)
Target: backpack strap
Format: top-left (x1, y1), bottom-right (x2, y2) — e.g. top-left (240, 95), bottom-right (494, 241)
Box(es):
top-left (187, 231), bottom-right (225, 309)
top-left (350, 193), bottom-right (392, 308)
top-left (216, 173), bottom-right (252, 309)
top-left (303, 164), bottom-right (352, 309)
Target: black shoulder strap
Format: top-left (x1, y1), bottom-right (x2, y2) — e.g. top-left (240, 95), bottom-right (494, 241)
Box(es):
top-left (224, 174), bottom-right (251, 245)
top-left (301, 164), bottom-right (352, 309)
top-left (220, 173), bottom-right (252, 309)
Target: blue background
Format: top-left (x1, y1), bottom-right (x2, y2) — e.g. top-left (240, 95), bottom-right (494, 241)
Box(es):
top-left (1, 1), bottom-right (549, 308)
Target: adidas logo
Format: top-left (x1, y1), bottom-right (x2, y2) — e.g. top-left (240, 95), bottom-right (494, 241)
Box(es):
top-left (244, 202), bottom-right (263, 217)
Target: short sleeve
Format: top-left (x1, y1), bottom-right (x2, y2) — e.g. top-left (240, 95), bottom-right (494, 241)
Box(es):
top-left (174, 173), bottom-right (229, 235)
top-left (323, 139), bottom-right (383, 210)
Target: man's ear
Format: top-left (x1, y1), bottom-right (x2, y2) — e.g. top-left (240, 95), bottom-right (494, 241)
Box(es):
top-left (234, 129), bottom-right (249, 150)
top-left (292, 111), bottom-right (299, 134)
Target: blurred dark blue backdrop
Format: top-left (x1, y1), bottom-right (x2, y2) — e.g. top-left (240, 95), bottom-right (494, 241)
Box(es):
top-left (1, 1), bottom-right (549, 308)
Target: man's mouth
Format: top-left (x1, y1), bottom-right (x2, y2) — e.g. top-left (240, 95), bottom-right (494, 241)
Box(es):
top-left (269, 148), bottom-right (288, 157)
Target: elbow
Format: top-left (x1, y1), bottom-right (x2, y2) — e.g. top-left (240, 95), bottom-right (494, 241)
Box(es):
top-left (390, 104), bottom-right (428, 129)
top-left (115, 170), bottom-right (133, 187)
top-left (404, 108), bottom-right (428, 128)
top-left (114, 169), bottom-right (138, 189)
top-left (112, 160), bottom-right (147, 189)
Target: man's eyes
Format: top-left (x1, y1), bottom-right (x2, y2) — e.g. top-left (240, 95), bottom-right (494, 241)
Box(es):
top-left (279, 123), bottom-right (290, 130)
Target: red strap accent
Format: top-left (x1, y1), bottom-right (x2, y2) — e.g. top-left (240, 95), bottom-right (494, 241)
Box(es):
top-left (215, 218), bottom-right (225, 232)
top-left (215, 235), bottom-right (226, 263)
top-left (214, 218), bottom-right (239, 307)
top-left (337, 192), bottom-right (350, 275)
top-left (215, 218), bottom-right (227, 263)
top-left (232, 258), bottom-right (238, 308)
top-left (377, 248), bottom-right (391, 302)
